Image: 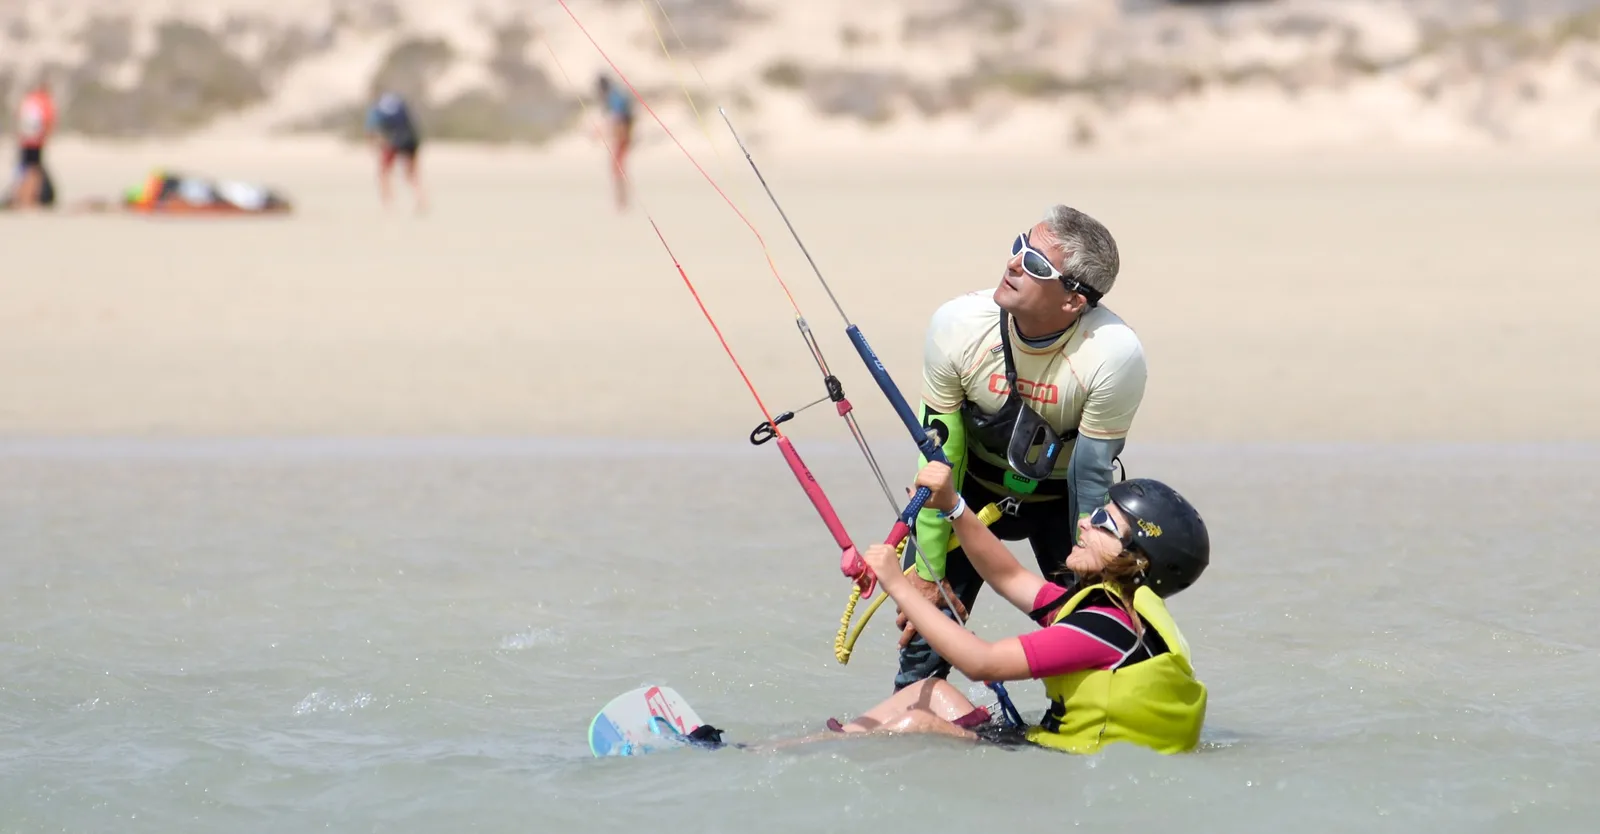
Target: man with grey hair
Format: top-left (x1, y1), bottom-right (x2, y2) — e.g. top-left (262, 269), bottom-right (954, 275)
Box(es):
top-left (891, 204), bottom-right (1148, 692)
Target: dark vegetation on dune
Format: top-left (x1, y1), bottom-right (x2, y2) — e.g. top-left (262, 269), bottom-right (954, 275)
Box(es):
top-left (292, 24), bottom-right (582, 145)
top-left (63, 20), bottom-right (268, 136)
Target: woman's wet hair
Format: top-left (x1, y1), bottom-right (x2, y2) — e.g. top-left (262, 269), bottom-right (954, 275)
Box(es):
top-left (1053, 546), bottom-right (1145, 595)
top-left (1097, 548), bottom-right (1149, 590)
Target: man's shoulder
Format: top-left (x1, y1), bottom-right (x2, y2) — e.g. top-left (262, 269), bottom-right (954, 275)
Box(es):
top-left (928, 288), bottom-right (1002, 334)
top-left (1076, 304), bottom-right (1144, 363)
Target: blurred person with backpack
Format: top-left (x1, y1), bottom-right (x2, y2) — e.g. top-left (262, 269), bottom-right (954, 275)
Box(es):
top-left (365, 90), bottom-right (427, 213)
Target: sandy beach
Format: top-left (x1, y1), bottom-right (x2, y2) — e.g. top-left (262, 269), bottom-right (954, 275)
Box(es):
top-left (2, 138), bottom-right (1598, 444)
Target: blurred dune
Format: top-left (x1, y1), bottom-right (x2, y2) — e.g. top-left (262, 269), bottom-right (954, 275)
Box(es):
top-left (3, 0), bottom-right (1600, 153)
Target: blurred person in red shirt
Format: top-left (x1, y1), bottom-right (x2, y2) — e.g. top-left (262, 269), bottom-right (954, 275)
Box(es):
top-left (12, 78), bottom-right (56, 210)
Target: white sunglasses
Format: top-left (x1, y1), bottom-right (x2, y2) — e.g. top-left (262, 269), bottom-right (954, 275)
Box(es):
top-left (1012, 232), bottom-right (1099, 302)
top-left (1087, 505), bottom-right (1126, 542)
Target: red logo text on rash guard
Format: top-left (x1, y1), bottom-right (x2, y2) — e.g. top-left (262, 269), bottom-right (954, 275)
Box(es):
top-left (988, 374), bottom-right (1060, 405)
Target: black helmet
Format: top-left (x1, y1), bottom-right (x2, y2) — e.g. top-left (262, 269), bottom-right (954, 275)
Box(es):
top-left (1107, 478), bottom-right (1209, 598)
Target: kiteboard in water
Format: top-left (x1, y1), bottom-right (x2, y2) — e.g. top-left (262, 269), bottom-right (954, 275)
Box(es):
top-left (588, 685), bottom-right (726, 757)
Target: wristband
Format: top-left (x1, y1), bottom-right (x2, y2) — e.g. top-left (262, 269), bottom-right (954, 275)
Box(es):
top-left (938, 495), bottom-right (967, 521)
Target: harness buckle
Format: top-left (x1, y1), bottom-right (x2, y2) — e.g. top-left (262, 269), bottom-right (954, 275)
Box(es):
top-left (996, 496), bottom-right (1024, 517)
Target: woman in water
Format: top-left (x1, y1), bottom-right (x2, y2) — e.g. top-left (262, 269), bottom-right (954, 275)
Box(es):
top-left (831, 460), bottom-right (1212, 755)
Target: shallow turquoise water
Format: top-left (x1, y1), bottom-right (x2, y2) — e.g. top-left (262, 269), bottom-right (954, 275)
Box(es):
top-left (1, 438), bottom-right (1594, 833)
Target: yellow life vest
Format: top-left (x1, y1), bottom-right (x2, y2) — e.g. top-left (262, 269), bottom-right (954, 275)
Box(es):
top-left (1023, 582), bottom-right (1207, 755)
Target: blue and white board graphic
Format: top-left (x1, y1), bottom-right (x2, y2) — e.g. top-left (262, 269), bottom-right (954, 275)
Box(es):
top-left (588, 685), bottom-right (707, 757)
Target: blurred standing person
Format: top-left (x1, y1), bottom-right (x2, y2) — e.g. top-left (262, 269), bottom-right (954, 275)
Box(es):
top-left (365, 90), bottom-right (427, 212)
top-left (12, 78), bottom-right (57, 210)
top-left (595, 73), bottom-right (634, 211)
